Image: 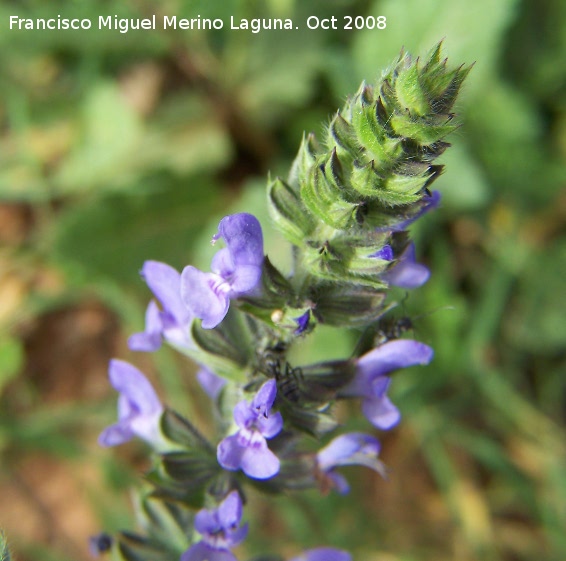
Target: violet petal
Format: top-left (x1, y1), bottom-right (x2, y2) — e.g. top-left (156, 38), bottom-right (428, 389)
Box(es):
top-left (141, 261), bottom-right (189, 325)
top-left (180, 266), bottom-right (230, 329)
top-left (181, 542), bottom-right (237, 561)
top-left (108, 360), bottom-right (162, 415)
top-left (128, 301), bottom-right (163, 352)
top-left (217, 213), bottom-right (264, 269)
top-left (355, 340), bottom-right (434, 387)
top-left (256, 411), bottom-right (283, 439)
top-left (317, 433), bottom-right (381, 470)
top-left (252, 379), bottom-right (277, 413)
top-left (197, 368), bottom-right (226, 400)
top-left (289, 548), bottom-right (352, 561)
top-left (98, 423), bottom-right (134, 447)
top-left (217, 434), bottom-right (246, 471)
top-left (240, 439), bottom-right (280, 479)
top-left (217, 491), bottom-right (243, 528)
top-left (362, 394), bottom-right (401, 430)
top-left (383, 243), bottom-right (430, 288)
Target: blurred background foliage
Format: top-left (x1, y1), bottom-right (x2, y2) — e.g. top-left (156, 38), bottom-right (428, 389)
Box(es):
top-left (0, 0), bottom-right (565, 560)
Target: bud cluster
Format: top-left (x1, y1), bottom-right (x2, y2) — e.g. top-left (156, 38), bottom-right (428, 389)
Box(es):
top-left (269, 43), bottom-right (469, 296)
top-left (93, 43), bottom-right (469, 561)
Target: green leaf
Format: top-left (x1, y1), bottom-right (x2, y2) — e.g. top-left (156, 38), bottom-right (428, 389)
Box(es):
top-left (54, 83), bottom-right (142, 194)
top-left (505, 240), bottom-right (566, 354)
top-left (50, 175), bottom-right (221, 284)
top-left (435, 142), bottom-right (490, 210)
top-left (353, 0), bottom-right (520, 100)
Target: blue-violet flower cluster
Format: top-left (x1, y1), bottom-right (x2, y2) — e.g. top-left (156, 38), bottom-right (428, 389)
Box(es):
top-left (96, 44), bottom-right (470, 561)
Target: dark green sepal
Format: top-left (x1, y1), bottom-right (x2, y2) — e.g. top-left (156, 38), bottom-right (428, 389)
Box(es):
top-left (288, 132), bottom-right (320, 188)
top-left (276, 401), bottom-right (337, 437)
top-left (136, 497), bottom-right (191, 553)
top-left (432, 63), bottom-right (473, 114)
top-left (351, 86), bottom-right (402, 170)
top-left (146, 447), bottom-right (223, 509)
top-left (113, 531), bottom-right (177, 561)
top-left (160, 409), bottom-right (213, 450)
top-left (352, 158), bottom-right (438, 206)
top-left (159, 452), bottom-right (221, 508)
top-left (403, 139), bottom-right (451, 162)
top-left (349, 159), bottom-right (385, 198)
top-left (302, 237), bottom-right (390, 288)
top-left (301, 150), bottom-right (358, 229)
top-left (189, 312), bottom-right (250, 382)
top-left (325, 111), bottom-right (361, 164)
top-left (311, 283), bottom-right (388, 327)
top-left (361, 190), bottom-right (434, 229)
top-left (240, 257), bottom-right (295, 311)
top-left (145, 470), bottom-right (205, 508)
top-left (389, 111), bottom-right (459, 146)
top-left (395, 58), bottom-right (433, 117)
top-left (386, 166), bottom-right (439, 197)
top-left (298, 359), bottom-right (356, 402)
top-left (161, 451), bottom-right (220, 482)
top-left (268, 176), bottom-right (314, 246)
top-left (420, 43), bottom-right (473, 112)
top-left (250, 455), bottom-right (315, 494)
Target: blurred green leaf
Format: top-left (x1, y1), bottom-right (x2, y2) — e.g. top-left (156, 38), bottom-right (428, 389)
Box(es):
top-left (50, 175), bottom-right (222, 283)
top-left (505, 240), bottom-right (566, 354)
top-left (55, 87), bottom-right (233, 196)
top-left (352, 0), bottom-right (520, 98)
top-left (55, 83), bottom-right (143, 193)
top-left (435, 142), bottom-right (491, 210)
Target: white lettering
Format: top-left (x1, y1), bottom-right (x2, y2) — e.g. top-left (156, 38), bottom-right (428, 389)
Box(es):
top-left (99, 15), bottom-right (112, 29)
top-left (307, 16), bottom-right (319, 29)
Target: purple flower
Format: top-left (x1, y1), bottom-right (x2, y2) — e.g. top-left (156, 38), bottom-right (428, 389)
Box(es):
top-left (197, 367), bottom-right (226, 400)
top-left (293, 310), bottom-right (311, 334)
top-left (289, 548), bottom-right (351, 561)
top-left (382, 242), bottom-right (430, 288)
top-left (340, 340), bottom-right (434, 430)
top-left (370, 244), bottom-right (394, 261)
top-left (181, 213), bottom-right (264, 329)
top-left (181, 490), bottom-right (248, 561)
top-left (98, 360), bottom-right (164, 447)
top-left (217, 379), bottom-right (283, 479)
top-left (316, 433), bottom-right (386, 494)
top-left (128, 261), bottom-right (195, 352)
